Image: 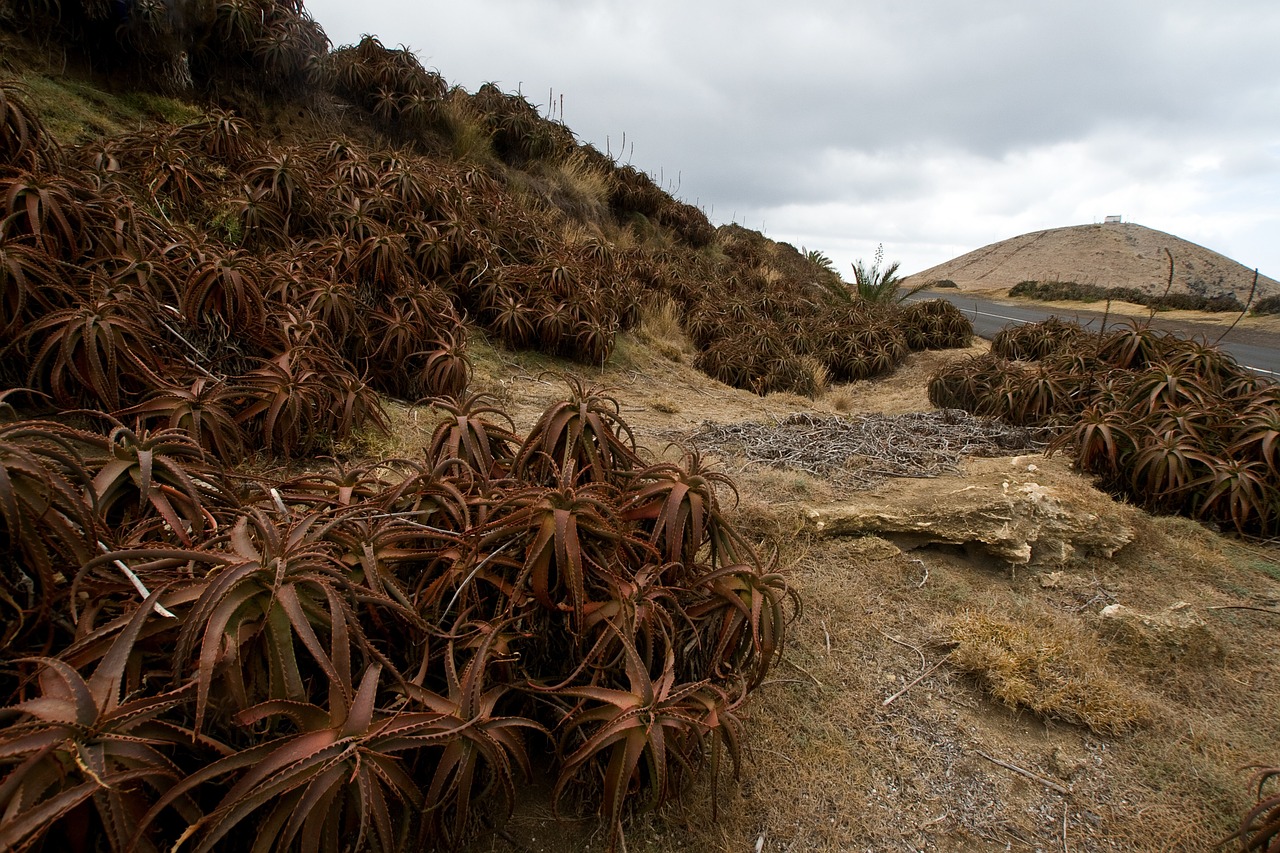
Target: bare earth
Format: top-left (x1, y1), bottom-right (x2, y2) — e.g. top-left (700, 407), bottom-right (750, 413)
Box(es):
top-left (359, 318), bottom-right (1280, 853)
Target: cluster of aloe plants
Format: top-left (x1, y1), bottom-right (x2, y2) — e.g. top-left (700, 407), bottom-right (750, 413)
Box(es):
top-left (678, 227), bottom-right (973, 396)
top-left (0, 56), bottom-right (810, 848)
top-left (929, 317), bottom-right (1279, 536)
top-left (1, 0), bottom-right (330, 95)
top-left (4, 0), bottom-right (973, 402)
top-left (4, 61), bottom-right (675, 435)
top-left (0, 375), bottom-right (795, 850)
top-left (0, 21), bottom-right (964, 843)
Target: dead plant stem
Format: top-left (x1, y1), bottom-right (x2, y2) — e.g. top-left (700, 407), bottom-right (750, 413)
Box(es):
top-left (782, 655), bottom-right (823, 688)
top-left (882, 656), bottom-right (947, 707)
top-left (974, 748), bottom-right (1071, 796)
top-left (875, 626), bottom-right (927, 672)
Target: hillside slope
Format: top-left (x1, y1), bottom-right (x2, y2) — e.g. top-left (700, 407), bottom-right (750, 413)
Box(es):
top-left (2, 6), bottom-right (1278, 853)
top-left (903, 222), bottom-right (1277, 301)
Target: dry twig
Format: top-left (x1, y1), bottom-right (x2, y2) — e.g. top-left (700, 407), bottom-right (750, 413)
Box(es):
top-left (882, 657), bottom-right (947, 707)
top-left (1207, 605), bottom-right (1280, 616)
top-left (975, 748), bottom-right (1072, 796)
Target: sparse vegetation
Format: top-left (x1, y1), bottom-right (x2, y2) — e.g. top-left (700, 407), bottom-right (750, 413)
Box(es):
top-left (946, 609), bottom-right (1153, 734)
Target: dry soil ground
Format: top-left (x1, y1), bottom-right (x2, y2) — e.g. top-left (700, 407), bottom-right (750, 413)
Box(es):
top-left (357, 313), bottom-right (1280, 853)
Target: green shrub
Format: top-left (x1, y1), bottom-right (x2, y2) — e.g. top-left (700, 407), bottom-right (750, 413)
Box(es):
top-left (1106, 286), bottom-right (1151, 305)
top-left (1251, 295), bottom-right (1280, 315)
top-left (1011, 282), bottom-right (1246, 314)
top-left (1203, 294), bottom-right (1246, 312)
top-left (1147, 292), bottom-right (1206, 311)
top-left (1009, 280), bottom-right (1109, 302)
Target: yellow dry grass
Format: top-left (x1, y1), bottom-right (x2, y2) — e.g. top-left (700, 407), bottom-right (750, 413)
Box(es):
top-left (945, 609), bottom-right (1153, 735)
top-left (554, 149), bottom-right (615, 210)
top-left (439, 91), bottom-right (498, 164)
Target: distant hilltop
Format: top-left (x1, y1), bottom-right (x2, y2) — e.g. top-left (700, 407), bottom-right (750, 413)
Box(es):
top-left (902, 222), bottom-right (1277, 302)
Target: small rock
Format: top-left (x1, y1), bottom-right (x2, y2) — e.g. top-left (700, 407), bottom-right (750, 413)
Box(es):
top-left (1039, 571), bottom-right (1066, 589)
top-left (1098, 602), bottom-right (1223, 665)
top-left (1050, 746), bottom-right (1089, 780)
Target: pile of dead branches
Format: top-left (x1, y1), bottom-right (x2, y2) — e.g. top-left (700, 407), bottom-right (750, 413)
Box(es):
top-left (681, 409), bottom-right (1045, 486)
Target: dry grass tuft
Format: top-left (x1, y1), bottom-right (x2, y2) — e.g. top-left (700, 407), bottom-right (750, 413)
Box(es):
top-left (797, 355), bottom-right (831, 398)
top-left (824, 387), bottom-right (856, 413)
top-left (439, 94), bottom-right (496, 163)
top-left (637, 294), bottom-right (683, 340)
top-left (554, 148), bottom-right (614, 209)
top-left (946, 609), bottom-right (1153, 735)
top-left (755, 264), bottom-right (784, 285)
top-left (636, 295), bottom-right (694, 362)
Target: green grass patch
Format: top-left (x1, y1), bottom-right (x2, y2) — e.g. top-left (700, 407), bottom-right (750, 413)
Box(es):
top-left (19, 72), bottom-right (201, 145)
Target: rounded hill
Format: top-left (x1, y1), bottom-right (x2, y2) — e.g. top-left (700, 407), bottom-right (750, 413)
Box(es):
top-left (903, 222), bottom-right (1277, 302)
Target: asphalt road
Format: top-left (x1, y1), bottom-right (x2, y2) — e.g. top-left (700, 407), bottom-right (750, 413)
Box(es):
top-left (908, 290), bottom-right (1280, 379)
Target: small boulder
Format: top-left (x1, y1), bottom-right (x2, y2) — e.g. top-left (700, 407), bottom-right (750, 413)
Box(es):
top-left (1098, 602), bottom-right (1223, 665)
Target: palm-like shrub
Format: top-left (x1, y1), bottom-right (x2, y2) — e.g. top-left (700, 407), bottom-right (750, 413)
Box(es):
top-left (992, 316), bottom-right (1088, 361)
top-left (88, 424), bottom-right (230, 545)
top-left (512, 378), bottom-right (641, 485)
top-left (2, 171), bottom-right (85, 253)
top-left (426, 391), bottom-right (520, 480)
top-left (849, 243), bottom-right (903, 302)
top-left (0, 418), bottom-right (97, 648)
top-left (0, 591), bottom-right (202, 853)
top-left (22, 292), bottom-right (168, 410)
top-left (182, 251), bottom-right (270, 336)
top-left (234, 347), bottom-right (387, 458)
top-left (0, 80), bottom-right (56, 170)
top-left (0, 242), bottom-right (68, 338)
top-left (902, 298), bottom-right (974, 350)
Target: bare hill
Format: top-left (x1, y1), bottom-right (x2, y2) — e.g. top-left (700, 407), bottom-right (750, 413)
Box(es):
top-left (903, 222), bottom-right (1278, 301)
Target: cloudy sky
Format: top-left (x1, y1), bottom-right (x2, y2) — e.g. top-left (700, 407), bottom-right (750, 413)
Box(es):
top-left (303, 0), bottom-right (1280, 280)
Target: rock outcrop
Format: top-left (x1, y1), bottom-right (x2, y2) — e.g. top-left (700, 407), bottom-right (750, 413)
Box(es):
top-left (800, 455), bottom-right (1135, 567)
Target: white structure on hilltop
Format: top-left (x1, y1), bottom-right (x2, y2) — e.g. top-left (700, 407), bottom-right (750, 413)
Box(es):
top-left (1104, 214), bottom-right (1122, 224)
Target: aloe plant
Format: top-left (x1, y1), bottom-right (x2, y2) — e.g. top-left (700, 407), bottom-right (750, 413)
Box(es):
top-left (0, 589), bottom-right (209, 853)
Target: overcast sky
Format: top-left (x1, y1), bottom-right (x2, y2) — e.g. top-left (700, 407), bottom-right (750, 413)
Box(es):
top-left (303, 1), bottom-right (1280, 280)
